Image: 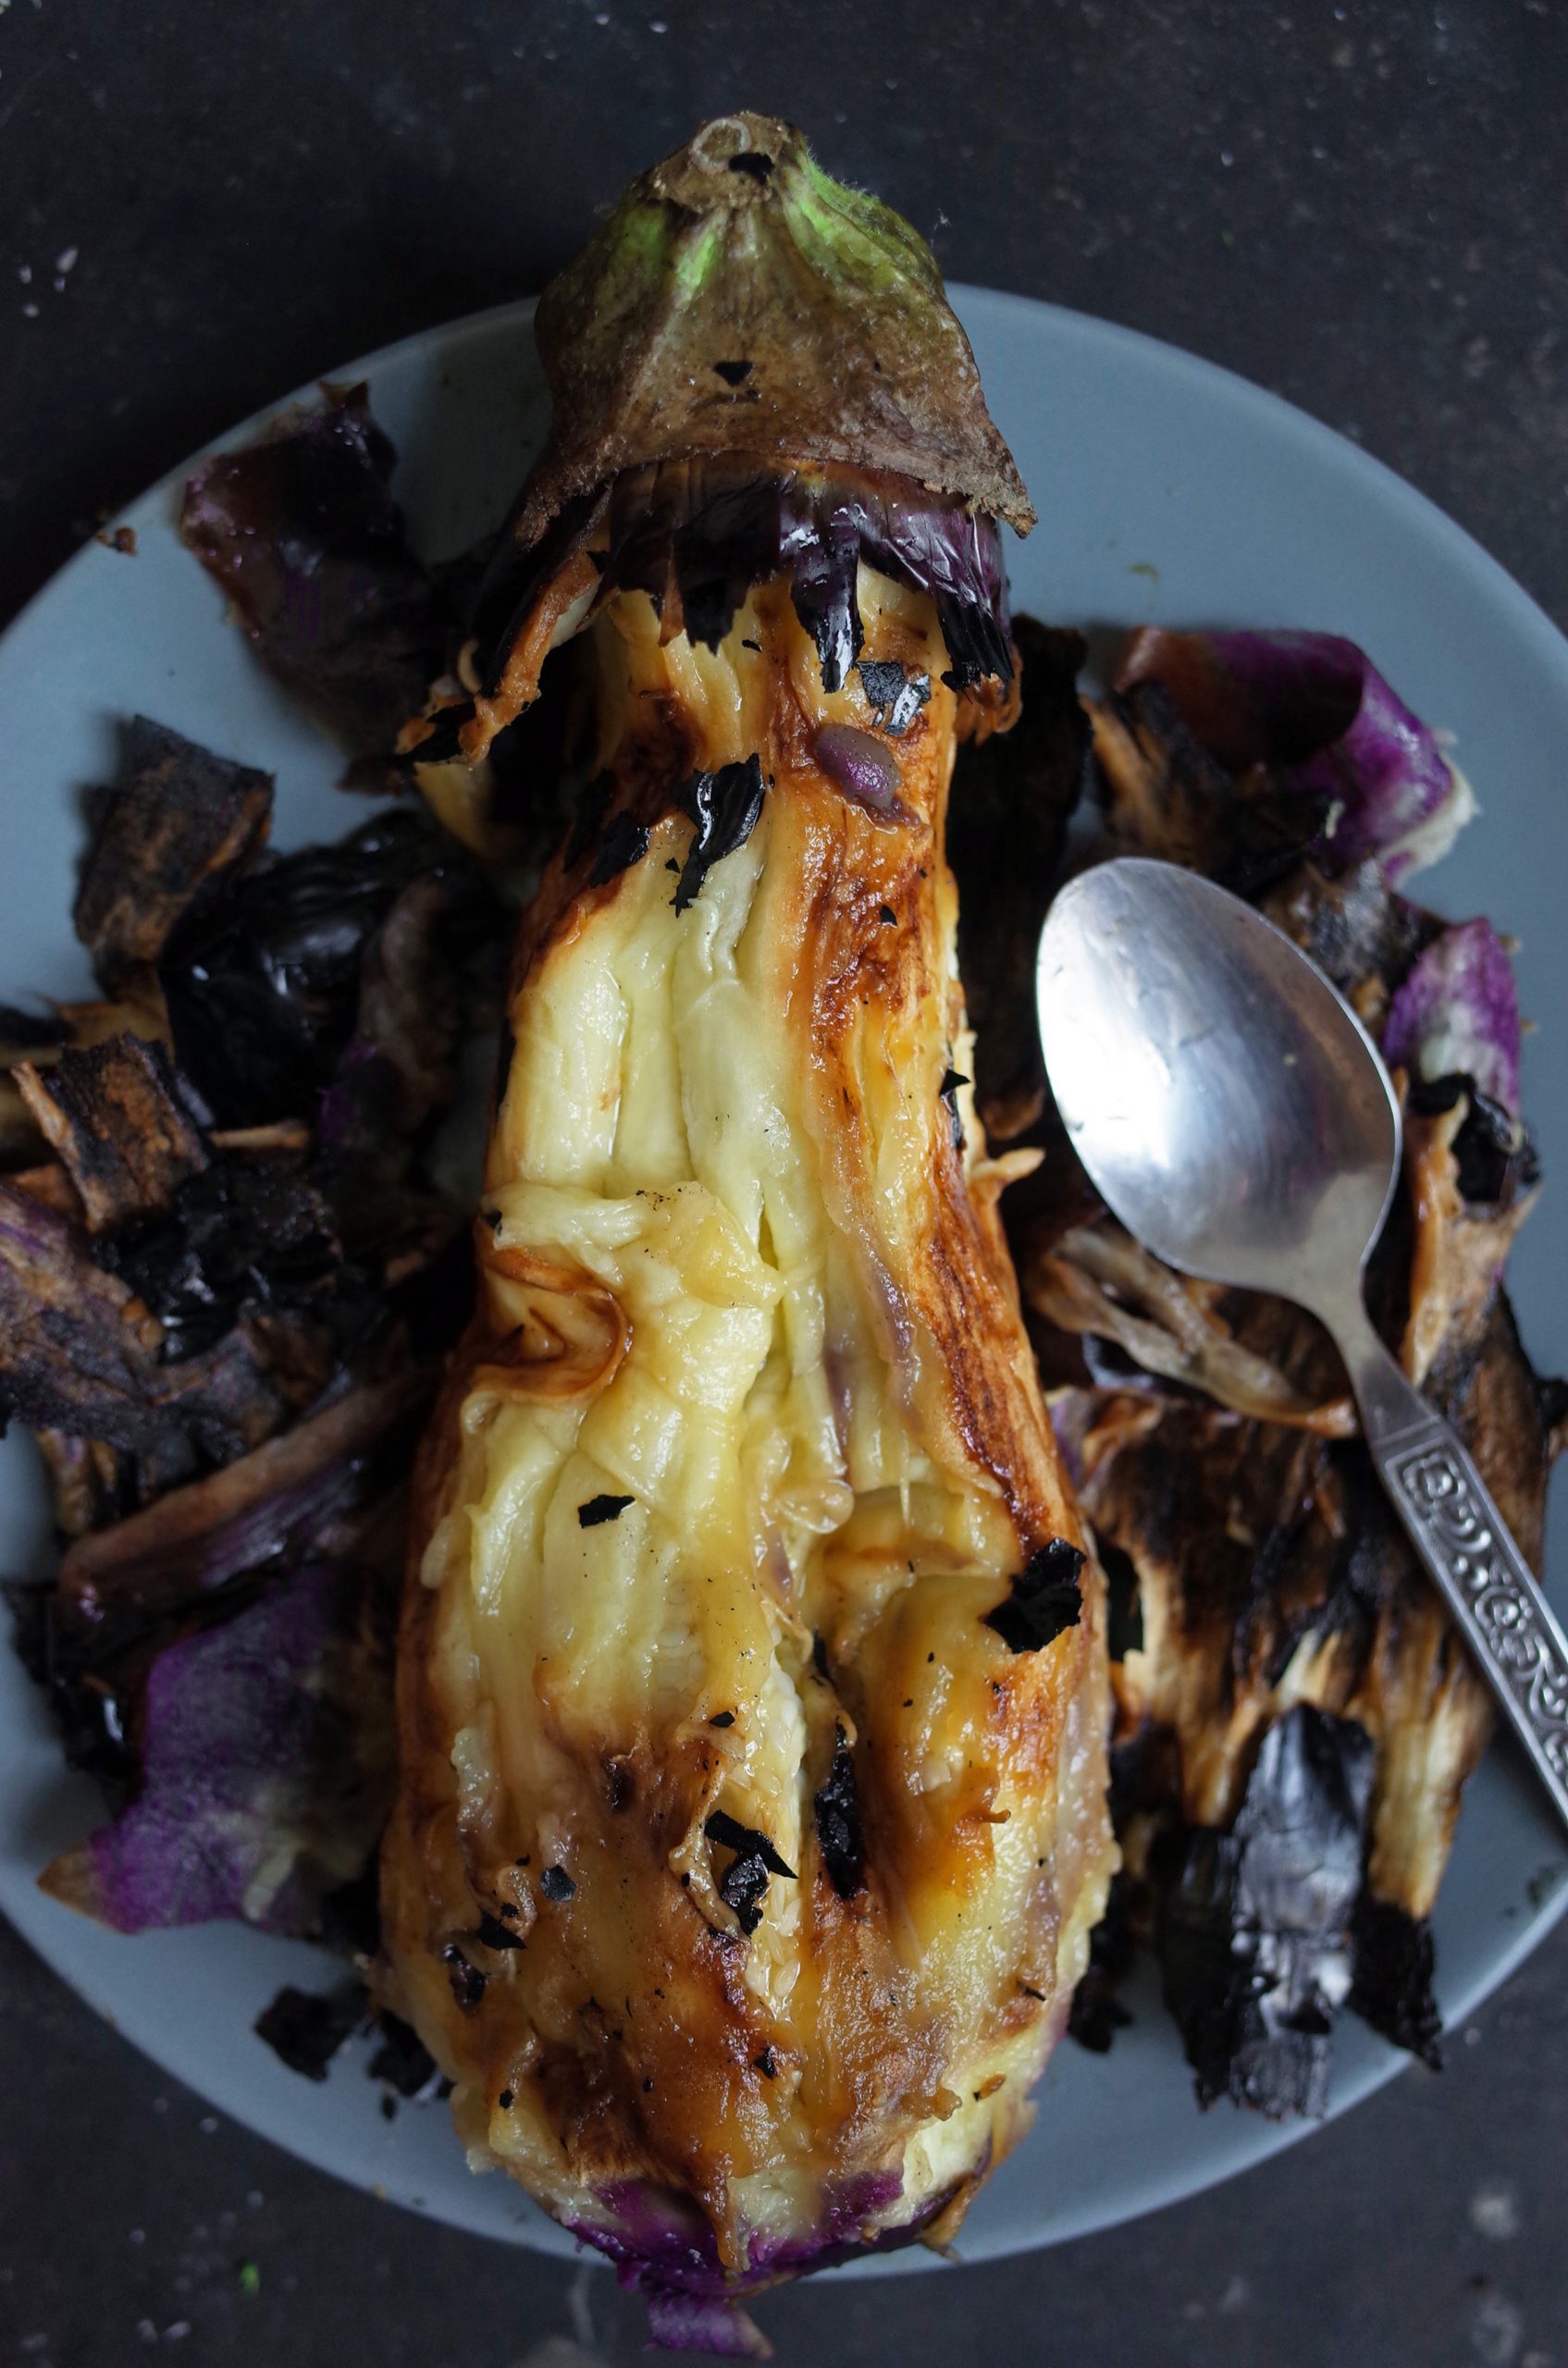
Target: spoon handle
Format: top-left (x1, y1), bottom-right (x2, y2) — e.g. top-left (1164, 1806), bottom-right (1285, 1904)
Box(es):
top-left (1337, 1304), bottom-right (1568, 1835)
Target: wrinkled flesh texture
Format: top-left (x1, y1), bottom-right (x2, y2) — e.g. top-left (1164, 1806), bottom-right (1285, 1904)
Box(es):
top-left (417, 458), bottom-right (1015, 778)
top-left (381, 563), bottom-right (1114, 2285)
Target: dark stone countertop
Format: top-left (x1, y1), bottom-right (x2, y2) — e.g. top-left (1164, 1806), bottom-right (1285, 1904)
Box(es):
top-left (2, 4), bottom-right (1566, 2363)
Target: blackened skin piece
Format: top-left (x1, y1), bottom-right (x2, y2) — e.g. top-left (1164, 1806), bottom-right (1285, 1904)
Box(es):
top-left (1067, 1867), bottom-right (1136, 2054)
top-left (719, 1850), bottom-right (771, 1934)
top-left (588, 813), bottom-right (652, 888)
top-left (983, 1538), bottom-right (1084, 1654)
top-left (708, 1807), bottom-right (796, 1934)
top-left (48, 1370), bottom-right (426, 1650)
top-left (812, 1723), bottom-right (864, 1900)
top-left (704, 1810), bottom-right (796, 1878)
top-left (1407, 1072), bottom-right (1537, 1208)
top-left (159, 809), bottom-right (476, 1128)
top-left (180, 387), bottom-right (444, 752)
top-left (948, 619), bottom-right (1090, 1144)
top-left (73, 717), bottom-right (274, 988)
top-left (253, 1982), bottom-right (365, 2080)
top-left (1261, 858), bottom-right (1430, 1010)
top-left (367, 2009), bottom-right (444, 2099)
top-left (856, 659), bottom-right (930, 737)
top-left (1089, 681), bottom-right (1330, 900)
top-left (0, 1178), bottom-right (286, 1491)
top-left (673, 756), bottom-right (766, 913)
top-left (1348, 1894), bottom-right (1443, 2067)
top-left (103, 1154), bottom-right (343, 1363)
top-left (1155, 1706), bottom-right (1374, 2120)
top-left (1115, 625), bottom-right (1363, 774)
top-left (15, 1034), bottom-right (209, 1234)
top-left (3, 1579), bottom-right (136, 1787)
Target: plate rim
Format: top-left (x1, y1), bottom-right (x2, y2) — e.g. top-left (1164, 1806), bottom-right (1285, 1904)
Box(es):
top-left (3, 280), bottom-right (1568, 2275)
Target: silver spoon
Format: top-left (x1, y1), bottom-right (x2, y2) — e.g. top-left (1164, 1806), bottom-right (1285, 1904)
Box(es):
top-left (1037, 853), bottom-right (1568, 1832)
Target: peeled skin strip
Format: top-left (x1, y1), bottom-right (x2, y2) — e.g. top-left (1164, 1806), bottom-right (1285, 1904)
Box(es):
top-left (379, 562), bottom-right (1115, 2309)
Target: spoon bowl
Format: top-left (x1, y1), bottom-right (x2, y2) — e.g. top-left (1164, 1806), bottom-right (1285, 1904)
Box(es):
top-left (1037, 856), bottom-right (1401, 1326)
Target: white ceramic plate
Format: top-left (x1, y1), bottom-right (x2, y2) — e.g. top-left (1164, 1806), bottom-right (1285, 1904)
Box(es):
top-left (3, 291), bottom-right (1567, 2270)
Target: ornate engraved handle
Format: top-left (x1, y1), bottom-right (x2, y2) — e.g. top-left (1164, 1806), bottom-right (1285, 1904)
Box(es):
top-left (1333, 1301), bottom-right (1568, 1833)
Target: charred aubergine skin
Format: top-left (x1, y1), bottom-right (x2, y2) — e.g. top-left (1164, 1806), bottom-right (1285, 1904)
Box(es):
top-left (378, 117), bottom-right (1114, 2326)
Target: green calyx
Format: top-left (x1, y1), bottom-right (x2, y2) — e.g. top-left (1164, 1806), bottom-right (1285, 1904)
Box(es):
top-left (516, 114), bottom-right (1034, 548)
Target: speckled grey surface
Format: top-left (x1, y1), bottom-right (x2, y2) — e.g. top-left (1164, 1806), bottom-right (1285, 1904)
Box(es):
top-left (2, 4), bottom-right (1566, 2363)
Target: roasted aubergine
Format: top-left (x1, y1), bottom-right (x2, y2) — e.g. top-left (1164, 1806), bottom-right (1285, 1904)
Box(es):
top-left (377, 117), bottom-right (1116, 2340)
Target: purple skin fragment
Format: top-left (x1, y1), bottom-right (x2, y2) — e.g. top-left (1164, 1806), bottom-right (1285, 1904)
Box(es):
top-left (1382, 918), bottom-right (1522, 1117)
top-left (456, 462), bottom-right (1014, 757)
top-left (1286, 648), bottom-right (1459, 879)
top-left (568, 2167), bottom-right (949, 2351)
top-left (642, 2292), bottom-right (772, 2360)
top-left (813, 724), bottom-right (906, 818)
top-left (1122, 630), bottom-right (1463, 882)
top-left (82, 1562), bottom-right (381, 1935)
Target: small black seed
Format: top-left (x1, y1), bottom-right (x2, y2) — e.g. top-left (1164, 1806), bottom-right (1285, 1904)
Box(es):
top-left (540, 1866), bottom-right (575, 1903)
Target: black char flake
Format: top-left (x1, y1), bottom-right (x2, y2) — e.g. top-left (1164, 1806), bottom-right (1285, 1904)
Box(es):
top-left (253, 1983), bottom-right (365, 2081)
top-left (813, 1723), bottom-right (864, 1899)
top-left (578, 1493), bottom-right (635, 1528)
top-left (856, 659), bottom-right (931, 737)
top-left (984, 1539), bottom-right (1085, 1655)
top-left (707, 1808), bottom-right (796, 1935)
top-left (674, 757), bottom-right (766, 913)
top-left (588, 812), bottom-right (653, 888)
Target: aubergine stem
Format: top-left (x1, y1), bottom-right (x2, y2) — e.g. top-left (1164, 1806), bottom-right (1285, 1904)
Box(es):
top-left (512, 112), bottom-right (1035, 552)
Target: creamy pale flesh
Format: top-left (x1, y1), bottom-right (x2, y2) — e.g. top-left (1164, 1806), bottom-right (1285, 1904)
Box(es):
top-left (381, 563), bottom-right (1115, 2282)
